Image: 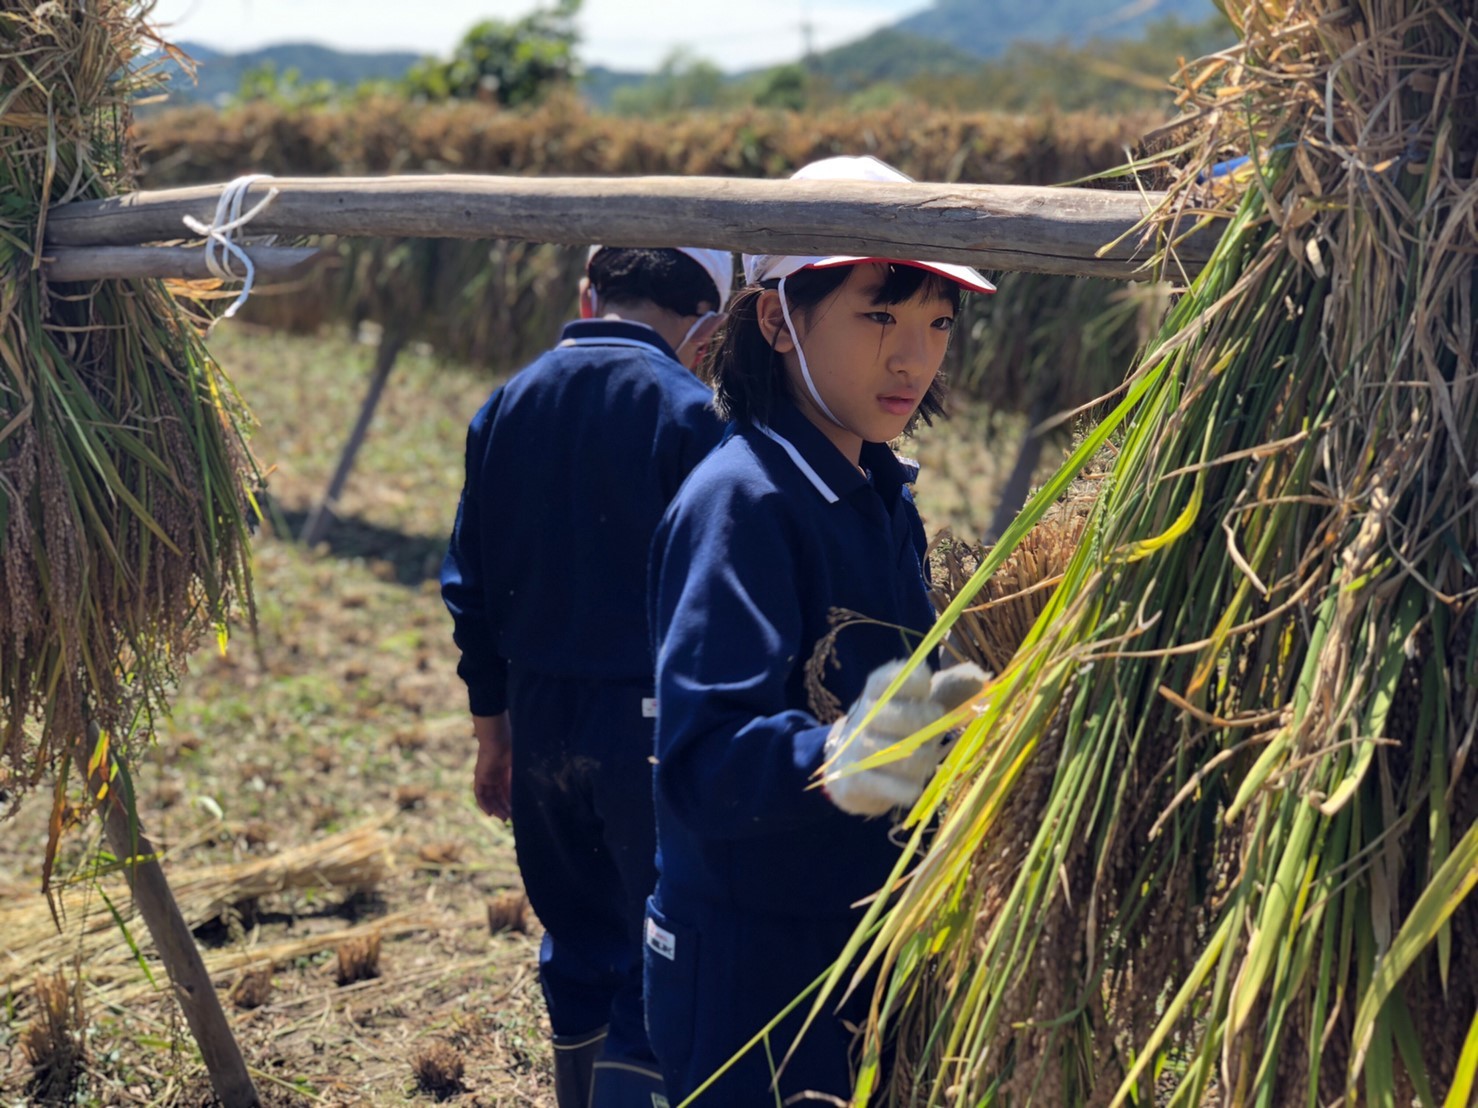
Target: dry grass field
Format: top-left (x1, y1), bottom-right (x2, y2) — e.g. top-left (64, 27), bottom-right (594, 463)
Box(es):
top-left (0, 321), bottom-right (1042, 1106)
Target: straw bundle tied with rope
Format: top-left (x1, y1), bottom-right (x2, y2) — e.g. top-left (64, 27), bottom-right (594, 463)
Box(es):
top-left (0, 3), bottom-right (258, 807)
top-left (809, 2), bottom-right (1478, 1104)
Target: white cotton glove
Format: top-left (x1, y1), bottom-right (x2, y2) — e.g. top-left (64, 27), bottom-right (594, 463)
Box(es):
top-left (822, 660), bottom-right (990, 817)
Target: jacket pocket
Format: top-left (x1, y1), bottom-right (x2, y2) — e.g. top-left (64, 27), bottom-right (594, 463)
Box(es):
top-left (643, 896), bottom-right (698, 1075)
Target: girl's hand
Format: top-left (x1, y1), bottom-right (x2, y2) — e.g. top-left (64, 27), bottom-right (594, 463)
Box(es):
top-left (822, 660), bottom-right (988, 817)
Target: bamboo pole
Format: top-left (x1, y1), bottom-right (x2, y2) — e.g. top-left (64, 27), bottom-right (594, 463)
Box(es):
top-left (45, 175), bottom-right (1219, 281)
top-left (72, 726), bottom-right (260, 1108)
top-left (41, 244), bottom-right (323, 283)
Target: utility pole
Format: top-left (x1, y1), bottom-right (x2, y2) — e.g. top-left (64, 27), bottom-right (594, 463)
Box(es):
top-left (799, 0), bottom-right (817, 69)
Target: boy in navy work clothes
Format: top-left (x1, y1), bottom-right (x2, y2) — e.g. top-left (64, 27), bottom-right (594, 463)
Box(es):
top-left (442, 245), bottom-right (731, 1108)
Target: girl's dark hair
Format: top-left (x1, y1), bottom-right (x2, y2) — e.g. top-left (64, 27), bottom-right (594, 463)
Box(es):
top-left (708, 264), bottom-right (961, 431)
top-left (587, 248), bottom-right (721, 317)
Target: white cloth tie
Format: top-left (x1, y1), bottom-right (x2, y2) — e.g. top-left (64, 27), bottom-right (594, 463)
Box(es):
top-left (676, 309), bottom-right (718, 358)
top-left (181, 173), bottom-right (280, 324)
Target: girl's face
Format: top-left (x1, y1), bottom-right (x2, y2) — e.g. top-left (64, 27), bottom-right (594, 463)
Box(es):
top-left (760, 264), bottom-right (955, 463)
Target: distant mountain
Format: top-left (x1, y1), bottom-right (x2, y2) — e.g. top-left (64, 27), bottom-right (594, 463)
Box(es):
top-left (898, 0), bottom-right (1218, 57)
top-left (176, 41), bottom-right (222, 62)
top-left (156, 41), bottom-right (423, 107)
top-left (809, 28), bottom-right (985, 90)
top-left (147, 0), bottom-right (1224, 114)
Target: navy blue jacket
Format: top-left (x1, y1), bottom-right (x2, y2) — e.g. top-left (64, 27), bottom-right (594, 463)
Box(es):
top-left (443, 319), bottom-right (724, 716)
top-left (648, 397), bottom-right (936, 917)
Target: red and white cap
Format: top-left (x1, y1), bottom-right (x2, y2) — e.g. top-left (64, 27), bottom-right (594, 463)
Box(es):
top-left (587, 244), bottom-right (735, 312)
top-left (743, 155), bottom-right (995, 294)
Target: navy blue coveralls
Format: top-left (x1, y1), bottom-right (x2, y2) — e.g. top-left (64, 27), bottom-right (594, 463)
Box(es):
top-left (442, 319), bottom-right (724, 1098)
top-left (645, 396), bottom-right (937, 1102)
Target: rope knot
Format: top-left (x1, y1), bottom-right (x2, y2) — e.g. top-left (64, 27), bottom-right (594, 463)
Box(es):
top-left (181, 173), bottom-right (280, 324)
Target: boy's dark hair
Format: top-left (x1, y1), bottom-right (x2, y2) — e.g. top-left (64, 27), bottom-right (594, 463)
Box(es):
top-left (708, 264), bottom-right (961, 431)
top-left (587, 248), bottom-right (721, 318)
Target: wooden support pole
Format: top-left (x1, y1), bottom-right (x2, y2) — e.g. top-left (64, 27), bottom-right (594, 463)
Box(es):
top-left (72, 726), bottom-right (260, 1108)
top-left (299, 330), bottom-right (407, 548)
top-left (985, 397), bottom-right (1054, 546)
top-left (45, 175), bottom-right (1219, 281)
top-left (41, 244), bottom-right (323, 283)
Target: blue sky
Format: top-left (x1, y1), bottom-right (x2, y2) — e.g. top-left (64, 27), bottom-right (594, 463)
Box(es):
top-left (148, 0), bottom-right (928, 72)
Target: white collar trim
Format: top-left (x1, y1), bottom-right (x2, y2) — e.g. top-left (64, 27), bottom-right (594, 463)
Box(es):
top-left (756, 424), bottom-right (839, 504)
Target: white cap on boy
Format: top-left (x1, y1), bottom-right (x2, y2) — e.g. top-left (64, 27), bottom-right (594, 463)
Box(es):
top-left (586, 244), bottom-right (735, 312)
top-left (742, 156), bottom-right (996, 294)
top-left (742, 156), bottom-right (994, 429)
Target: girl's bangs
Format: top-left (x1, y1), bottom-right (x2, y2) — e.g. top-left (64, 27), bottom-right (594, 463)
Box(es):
top-left (871, 264), bottom-right (962, 310)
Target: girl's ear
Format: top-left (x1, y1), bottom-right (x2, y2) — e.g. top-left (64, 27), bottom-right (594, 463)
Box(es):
top-left (578, 277), bottom-right (596, 320)
top-left (755, 289), bottom-right (796, 354)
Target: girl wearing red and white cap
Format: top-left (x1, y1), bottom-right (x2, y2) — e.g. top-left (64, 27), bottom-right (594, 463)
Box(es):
top-left (645, 157), bottom-right (992, 1102)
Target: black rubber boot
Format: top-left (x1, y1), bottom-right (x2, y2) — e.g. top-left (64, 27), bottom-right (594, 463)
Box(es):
top-left (590, 1058), bottom-right (669, 1108)
top-left (553, 1028), bottom-right (607, 1108)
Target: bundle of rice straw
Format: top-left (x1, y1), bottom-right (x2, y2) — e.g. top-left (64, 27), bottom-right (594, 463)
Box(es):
top-left (823, 3), bottom-right (1478, 1104)
top-left (0, 3), bottom-right (257, 810)
top-left (929, 497), bottom-right (1093, 674)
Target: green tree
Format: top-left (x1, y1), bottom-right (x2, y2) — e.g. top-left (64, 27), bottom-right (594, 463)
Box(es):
top-left (750, 64), bottom-right (809, 111)
top-left (405, 0), bottom-right (581, 107)
top-left (228, 62), bottom-right (342, 109)
top-left (610, 49), bottom-right (726, 115)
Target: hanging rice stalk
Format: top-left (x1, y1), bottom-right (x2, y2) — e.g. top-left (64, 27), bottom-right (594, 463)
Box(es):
top-left (950, 273), bottom-right (1172, 421)
top-left (830, 2), bottom-right (1478, 1103)
top-left (0, 2), bottom-right (257, 809)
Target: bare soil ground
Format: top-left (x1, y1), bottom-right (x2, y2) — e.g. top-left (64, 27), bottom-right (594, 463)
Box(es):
top-left (0, 323), bottom-right (1026, 1106)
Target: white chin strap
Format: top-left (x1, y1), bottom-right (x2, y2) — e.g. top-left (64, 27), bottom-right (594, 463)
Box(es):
top-left (677, 309), bottom-right (717, 356)
top-left (778, 275), bottom-right (845, 428)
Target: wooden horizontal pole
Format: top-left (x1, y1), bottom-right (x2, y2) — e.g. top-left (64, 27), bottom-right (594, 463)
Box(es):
top-left (42, 244), bottom-right (324, 283)
top-left (45, 175), bottom-right (1218, 281)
